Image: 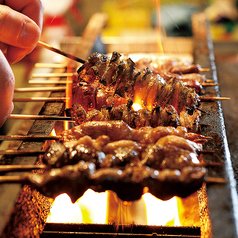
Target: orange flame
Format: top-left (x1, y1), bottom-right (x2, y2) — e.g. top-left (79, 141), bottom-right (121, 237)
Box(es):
top-left (48, 191), bottom-right (182, 226)
top-left (142, 193), bottom-right (180, 226)
top-left (154, 0), bottom-right (167, 54)
top-left (47, 190), bottom-right (108, 224)
top-left (64, 61), bottom-right (73, 130)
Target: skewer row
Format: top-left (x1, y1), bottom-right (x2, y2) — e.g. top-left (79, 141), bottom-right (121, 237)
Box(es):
top-left (0, 41), bottom-right (227, 187)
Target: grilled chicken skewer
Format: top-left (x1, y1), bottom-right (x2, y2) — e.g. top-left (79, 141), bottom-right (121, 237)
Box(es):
top-left (8, 114), bottom-right (72, 121)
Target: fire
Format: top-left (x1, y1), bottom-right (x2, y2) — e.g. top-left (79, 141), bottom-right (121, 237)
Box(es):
top-left (64, 61), bottom-right (73, 130)
top-left (46, 193), bottom-right (83, 223)
top-left (154, 0), bottom-right (166, 54)
top-left (132, 102), bottom-right (143, 111)
top-left (47, 190), bottom-right (108, 224)
top-left (50, 128), bottom-right (56, 136)
top-left (142, 193), bottom-right (180, 226)
top-left (47, 190), bottom-right (182, 226)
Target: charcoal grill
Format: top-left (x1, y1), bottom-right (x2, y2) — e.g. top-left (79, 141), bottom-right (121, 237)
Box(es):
top-left (0, 13), bottom-right (237, 238)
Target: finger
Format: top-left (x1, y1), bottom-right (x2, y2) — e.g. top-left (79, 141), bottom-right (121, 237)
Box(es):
top-left (0, 50), bottom-right (15, 127)
top-left (4, 0), bottom-right (44, 31)
top-left (0, 5), bottom-right (41, 48)
top-left (5, 45), bottom-right (33, 64)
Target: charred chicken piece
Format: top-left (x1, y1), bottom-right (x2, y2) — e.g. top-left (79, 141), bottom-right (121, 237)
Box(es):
top-left (135, 57), bottom-right (204, 80)
top-left (60, 121), bottom-right (206, 144)
top-left (25, 161), bottom-right (96, 203)
top-left (43, 141), bottom-right (106, 169)
top-left (69, 102), bottom-right (182, 128)
top-left (61, 121), bottom-right (181, 143)
top-left (26, 122), bottom-right (207, 202)
top-left (74, 52), bottom-right (200, 113)
top-left (135, 57), bottom-right (206, 93)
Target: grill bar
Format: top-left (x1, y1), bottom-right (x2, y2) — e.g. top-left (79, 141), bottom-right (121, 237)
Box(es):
top-left (192, 13), bottom-right (238, 237)
top-left (41, 224), bottom-right (200, 238)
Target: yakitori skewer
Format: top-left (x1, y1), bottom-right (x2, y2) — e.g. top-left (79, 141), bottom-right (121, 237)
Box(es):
top-left (0, 174), bottom-right (227, 184)
top-left (201, 83), bottom-right (219, 87)
top-left (199, 68), bottom-right (210, 72)
top-left (0, 150), bottom-right (45, 156)
top-left (8, 114), bottom-right (73, 121)
top-left (27, 79), bottom-right (218, 87)
top-left (14, 86), bottom-right (66, 92)
top-left (205, 177), bottom-right (227, 184)
top-left (37, 41), bottom-right (86, 64)
top-left (199, 96), bottom-right (230, 101)
top-left (28, 80), bottom-right (72, 85)
top-left (0, 161), bottom-right (220, 172)
top-left (13, 97), bottom-right (68, 102)
top-left (31, 73), bottom-right (75, 78)
top-left (0, 164), bottom-right (48, 172)
top-left (0, 135), bottom-right (60, 141)
top-left (35, 63), bottom-right (68, 69)
top-left (206, 79), bottom-right (215, 83)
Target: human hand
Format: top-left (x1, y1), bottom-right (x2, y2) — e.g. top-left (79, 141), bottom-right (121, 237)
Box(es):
top-left (0, 0), bottom-right (44, 63)
top-left (0, 0), bottom-right (44, 126)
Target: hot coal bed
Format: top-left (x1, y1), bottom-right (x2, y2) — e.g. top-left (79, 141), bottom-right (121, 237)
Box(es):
top-left (0, 13), bottom-right (237, 238)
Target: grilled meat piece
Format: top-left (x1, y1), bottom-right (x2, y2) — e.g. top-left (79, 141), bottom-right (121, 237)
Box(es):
top-left (135, 57), bottom-right (206, 93)
top-left (43, 141), bottom-right (106, 169)
top-left (61, 120), bottom-right (206, 145)
top-left (74, 52), bottom-right (200, 113)
top-left (27, 128), bottom-right (206, 202)
top-left (60, 121), bottom-right (185, 143)
top-left (26, 147), bottom-right (205, 202)
top-left (69, 98), bottom-right (201, 131)
top-left (69, 102), bottom-right (181, 128)
top-left (135, 57), bottom-right (204, 81)
top-left (25, 161), bottom-right (96, 203)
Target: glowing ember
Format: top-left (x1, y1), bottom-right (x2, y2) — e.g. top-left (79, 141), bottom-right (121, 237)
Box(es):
top-left (132, 102), bottom-right (143, 111)
top-left (50, 129), bottom-right (56, 136)
top-left (64, 62), bottom-right (73, 130)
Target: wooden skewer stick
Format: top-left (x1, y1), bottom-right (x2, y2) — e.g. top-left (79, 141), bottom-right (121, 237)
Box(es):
top-left (0, 175), bottom-right (227, 184)
top-left (37, 41), bottom-right (86, 64)
top-left (13, 97), bottom-right (68, 102)
top-left (28, 80), bottom-right (73, 85)
top-left (0, 162), bottom-right (221, 174)
top-left (205, 177), bottom-right (227, 184)
top-left (14, 86), bottom-right (66, 92)
top-left (8, 114), bottom-right (73, 121)
top-left (34, 63), bottom-right (68, 69)
top-left (206, 79), bottom-right (214, 83)
top-left (198, 150), bottom-right (215, 154)
top-left (0, 164), bottom-right (48, 172)
top-left (199, 68), bottom-right (210, 72)
top-left (0, 150), bottom-right (45, 155)
top-left (199, 162), bottom-right (222, 166)
top-left (0, 175), bottom-right (26, 183)
top-left (0, 135), bottom-right (60, 141)
top-left (31, 73), bottom-right (75, 78)
top-left (201, 83), bottom-right (219, 87)
top-left (199, 96), bottom-right (230, 101)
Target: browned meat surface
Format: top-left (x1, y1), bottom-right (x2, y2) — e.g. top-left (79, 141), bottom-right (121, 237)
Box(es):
top-left (28, 124), bottom-right (206, 202)
top-left (73, 52), bottom-right (200, 113)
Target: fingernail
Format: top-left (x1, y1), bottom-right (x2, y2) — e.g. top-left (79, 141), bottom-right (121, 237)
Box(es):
top-left (18, 21), bottom-right (40, 47)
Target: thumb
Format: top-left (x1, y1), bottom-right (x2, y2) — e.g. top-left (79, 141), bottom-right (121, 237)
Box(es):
top-left (0, 5), bottom-right (40, 48)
